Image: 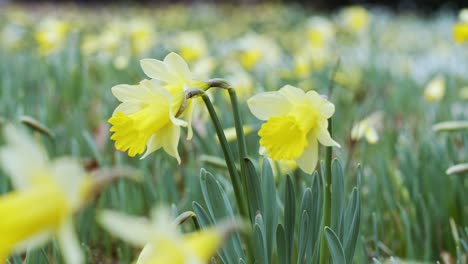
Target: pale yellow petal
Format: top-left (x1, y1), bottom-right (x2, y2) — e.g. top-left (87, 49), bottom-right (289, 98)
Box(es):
top-left (113, 102), bottom-right (143, 115)
top-left (279, 85), bottom-right (306, 102)
top-left (247, 92), bottom-right (291, 120)
top-left (136, 244), bottom-right (155, 264)
top-left (365, 127), bottom-right (379, 144)
top-left (164, 52), bottom-right (192, 81)
top-left (140, 58), bottom-right (178, 84)
top-left (98, 210), bottom-right (152, 247)
top-left (316, 129), bottom-right (341, 147)
top-left (111, 84), bottom-right (148, 102)
top-left (162, 124), bottom-right (182, 164)
top-left (0, 125), bottom-right (50, 190)
top-left (51, 158), bottom-right (86, 210)
top-left (295, 137), bottom-right (318, 174)
top-left (57, 219), bottom-right (83, 264)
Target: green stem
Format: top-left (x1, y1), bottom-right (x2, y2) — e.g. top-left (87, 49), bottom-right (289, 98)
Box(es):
top-left (228, 88), bottom-right (255, 263)
top-left (199, 92), bottom-right (249, 219)
top-left (319, 118), bottom-right (333, 264)
top-left (227, 88), bottom-right (250, 213)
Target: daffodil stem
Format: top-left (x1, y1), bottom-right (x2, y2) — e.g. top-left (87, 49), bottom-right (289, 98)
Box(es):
top-left (228, 87), bottom-right (256, 264)
top-left (227, 88), bottom-right (249, 209)
top-left (320, 118), bottom-right (333, 264)
top-left (199, 92), bottom-right (249, 220)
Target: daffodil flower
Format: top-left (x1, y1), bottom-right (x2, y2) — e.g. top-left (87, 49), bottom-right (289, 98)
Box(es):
top-left (247, 85), bottom-right (340, 174)
top-left (109, 52), bottom-right (208, 162)
top-left (350, 112), bottom-right (382, 144)
top-left (424, 75), bottom-right (445, 103)
top-left (0, 125), bottom-right (91, 263)
top-left (98, 208), bottom-right (227, 264)
top-left (35, 18), bottom-right (70, 56)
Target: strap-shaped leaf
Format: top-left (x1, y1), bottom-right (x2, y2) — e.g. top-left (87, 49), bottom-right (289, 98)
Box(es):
top-left (325, 227), bottom-right (346, 264)
top-left (284, 175), bottom-right (296, 263)
top-left (244, 158), bottom-right (264, 223)
top-left (261, 159), bottom-right (278, 262)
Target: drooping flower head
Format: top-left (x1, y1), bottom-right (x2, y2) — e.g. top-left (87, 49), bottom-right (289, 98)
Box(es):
top-left (109, 52), bottom-right (208, 162)
top-left (0, 125), bottom-right (92, 263)
top-left (98, 207), bottom-right (228, 264)
top-left (248, 85), bottom-right (340, 174)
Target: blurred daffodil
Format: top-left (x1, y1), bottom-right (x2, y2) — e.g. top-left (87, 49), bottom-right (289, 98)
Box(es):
top-left (109, 52), bottom-right (208, 162)
top-left (306, 17), bottom-right (335, 49)
top-left (98, 208), bottom-right (232, 264)
top-left (453, 23), bottom-right (468, 43)
top-left (35, 18), bottom-right (70, 56)
top-left (128, 18), bottom-right (156, 55)
top-left (248, 85), bottom-right (340, 174)
top-left (424, 75), bottom-right (445, 102)
top-left (339, 6), bottom-right (370, 34)
top-left (237, 33), bottom-right (281, 70)
top-left (350, 112), bottom-right (383, 144)
top-left (174, 32), bottom-right (208, 63)
top-left (0, 125), bottom-right (91, 263)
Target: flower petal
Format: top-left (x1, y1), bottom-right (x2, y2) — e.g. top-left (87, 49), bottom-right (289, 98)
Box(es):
top-left (12, 230), bottom-right (53, 253)
top-left (164, 52), bottom-right (192, 81)
top-left (0, 125), bottom-right (50, 190)
top-left (51, 158), bottom-right (86, 210)
top-left (98, 210), bottom-right (152, 247)
top-left (57, 219), bottom-right (83, 264)
top-left (279, 85), bottom-right (306, 102)
top-left (111, 84), bottom-right (148, 102)
top-left (113, 102), bottom-right (143, 115)
top-left (295, 137), bottom-right (318, 174)
top-left (317, 129), bottom-right (341, 147)
top-left (140, 58), bottom-right (178, 84)
top-left (141, 124), bottom-right (181, 163)
top-left (247, 92), bottom-right (291, 120)
top-left (136, 244), bottom-right (155, 264)
top-left (162, 124), bottom-right (182, 164)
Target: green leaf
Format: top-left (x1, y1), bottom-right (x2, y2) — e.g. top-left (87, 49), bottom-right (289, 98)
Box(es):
top-left (309, 172), bottom-right (323, 263)
top-left (343, 188), bottom-right (360, 263)
top-left (284, 175), bottom-right (296, 263)
top-left (244, 158), bottom-right (264, 223)
top-left (253, 214), bottom-right (268, 264)
top-left (199, 169), bottom-right (246, 263)
top-left (261, 159), bottom-right (278, 262)
top-left (325, 227), bottom-right (346, 264)
top-left (331, 159), bottom-right (345, 240)
top-left (276, 224), bottom-right (287, 264)
top-left (297, 210), bottom-right (310, 264)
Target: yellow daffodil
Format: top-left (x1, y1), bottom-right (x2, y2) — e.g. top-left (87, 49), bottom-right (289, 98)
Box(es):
top-left (306, 17), bottom-right (335, 49)
top-left (109, 52), bottom-right (208, 162)
top-left (350, 112), bottom-right (382, 144)
top-left (247, 85), bottom-right (340, 174)
top-left (237, 33), bottom-right (281, 70)
top-left (453, 23), bottom-right (468, 43)
top-left (0, 125), bottom-right (92, 263)
top-left (128, 18), bottom-right (156, 55)
top-left (174, 32), bottom-right (208, 63)
top-left (35, 18), bottom-right (70, 56)
top-left (98, 208), bottom-right (227, 264)
top-left (339, 6), bottom-right (370, 34)
top-left (424, 75), bottom-right (445, 102)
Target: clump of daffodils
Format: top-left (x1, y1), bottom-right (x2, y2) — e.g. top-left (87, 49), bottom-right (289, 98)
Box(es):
top-left (0, 125), bottom-right (92, 263)
top-left (247, 85), bottom-right (340, 174)
top-left (108, 52), bottom-right (209, 162)
top-left (98, 207), bottom-right (236, 264)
